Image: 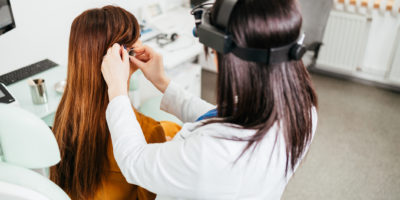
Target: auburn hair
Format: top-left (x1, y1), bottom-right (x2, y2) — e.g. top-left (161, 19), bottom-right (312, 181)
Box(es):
top-left (50, 6), bottom-right (140, 199)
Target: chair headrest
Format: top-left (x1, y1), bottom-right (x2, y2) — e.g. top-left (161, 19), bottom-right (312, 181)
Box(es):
top-left (0, 104), bottom-right (60, 168)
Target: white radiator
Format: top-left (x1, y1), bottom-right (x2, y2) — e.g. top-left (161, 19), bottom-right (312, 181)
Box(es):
top-left (317, 11), bottom-right (371, 72)
top-left (388, 27), bottom-right (400, 83)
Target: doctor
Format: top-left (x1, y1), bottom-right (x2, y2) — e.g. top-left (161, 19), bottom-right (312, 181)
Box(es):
top-left (101, 0), bottom-right (318, 199)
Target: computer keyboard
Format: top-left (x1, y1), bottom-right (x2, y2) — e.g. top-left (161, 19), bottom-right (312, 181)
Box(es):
top-left (0, 59), bottom-right (58, 85)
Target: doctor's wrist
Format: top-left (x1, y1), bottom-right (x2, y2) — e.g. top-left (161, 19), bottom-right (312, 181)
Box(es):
top-left (154, 76), bottom-right (171, 93)
top-left (108, 86), bottom-right (128, 101)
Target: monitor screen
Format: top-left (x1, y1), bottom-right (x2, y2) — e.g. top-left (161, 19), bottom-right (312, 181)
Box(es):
top-left (0, 0), bottom-right (15, 35)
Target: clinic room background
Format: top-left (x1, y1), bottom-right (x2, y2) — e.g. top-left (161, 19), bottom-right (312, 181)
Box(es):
top-left (0, 0), bottom-right (400, 199)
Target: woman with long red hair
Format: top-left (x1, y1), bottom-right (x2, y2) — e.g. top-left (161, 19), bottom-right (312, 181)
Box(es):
top-left (49, 6), bottom-right (179, 200)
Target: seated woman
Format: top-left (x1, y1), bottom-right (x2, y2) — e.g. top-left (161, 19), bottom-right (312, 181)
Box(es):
top-left (49, 6), bottom-right (179, 200)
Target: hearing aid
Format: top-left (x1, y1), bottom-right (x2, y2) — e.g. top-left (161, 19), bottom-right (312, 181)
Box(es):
top-left (128, 48), bottom-right (136, 57)
top-left (123, 45), bottom-right (136, 57)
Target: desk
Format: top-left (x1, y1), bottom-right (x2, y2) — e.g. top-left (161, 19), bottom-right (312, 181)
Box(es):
top-left (7, 66), bottom-right (66, 125)
top-left (6, 6), bottom-right (203, 126)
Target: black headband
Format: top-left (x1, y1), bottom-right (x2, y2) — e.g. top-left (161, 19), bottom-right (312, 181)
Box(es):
top-left (191, 0), bottom-right (307, 64)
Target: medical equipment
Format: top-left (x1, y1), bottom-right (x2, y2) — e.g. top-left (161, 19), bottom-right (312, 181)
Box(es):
top-left (123, 46), bottom-right (136, 57)
top-left (28, 79), bottom-right (48, 104)
top-left (139, 22), bottom-right (161, 42)
top-left (128, 48), bottom-right (136, 57)
top-left (156, 33), bottom-right (179, 47)
top-left (191, 0), bottom-right (307, 65)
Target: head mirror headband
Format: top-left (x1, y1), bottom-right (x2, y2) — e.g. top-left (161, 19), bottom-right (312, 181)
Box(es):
top-left (191, 0), bottom-right (307, 65)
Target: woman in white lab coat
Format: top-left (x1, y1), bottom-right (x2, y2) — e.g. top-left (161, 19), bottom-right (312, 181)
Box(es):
top-left (101, 0), bottom-right (318, 199)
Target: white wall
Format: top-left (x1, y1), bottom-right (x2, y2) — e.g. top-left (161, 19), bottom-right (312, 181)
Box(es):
top-left (361, 10), bottom-right (400, 77)
top-left (0, 0), bottom-right (184, 75)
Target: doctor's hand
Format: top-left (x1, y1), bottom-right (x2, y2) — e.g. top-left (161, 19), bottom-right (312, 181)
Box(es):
top-left (130, 45), bottom-right (170, 93)
top-left (101, 43), bottom-right (130, 101)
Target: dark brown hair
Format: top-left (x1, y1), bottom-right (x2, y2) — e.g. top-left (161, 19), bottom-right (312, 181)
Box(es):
top-left (206, 0), bottom-right (318, 174)
top-left (49, 6), bottom-right (140, 199)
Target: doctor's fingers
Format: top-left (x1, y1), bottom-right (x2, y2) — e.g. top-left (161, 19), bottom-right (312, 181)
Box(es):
top-left (132, 43), bottom-right (145, 54)
top-left (135, 50), bottom-right (161, 63)
top-left (104, 43), bottom-right (121, 58)
top-left (106, 47), bottom-right (112, 56)
top-left (120, 46), bottom-right (130, 64)
top-left (129, 56), bottom-right (146, 69)
top-left (133, 48), bottom-right (146, 57)
top-left (132, 40), bottom-right (143, 48)
top-left (135, 53), bottom-right (150, 62)
top-left (111, 43), bottom-right (121, 55)
top-left (139, 45), bottom-right (158, 59)
top-left (133, 50), bottom-right (146, 58)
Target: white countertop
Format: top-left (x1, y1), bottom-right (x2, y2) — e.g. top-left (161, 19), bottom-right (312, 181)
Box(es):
top-left (7, 65), bottom-right (66, 119)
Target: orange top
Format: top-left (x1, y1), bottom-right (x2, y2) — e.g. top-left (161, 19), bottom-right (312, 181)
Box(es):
top-left (337, 0), bottom-right (398, 12)
top-left (93, 110), bottom-right (181, 200)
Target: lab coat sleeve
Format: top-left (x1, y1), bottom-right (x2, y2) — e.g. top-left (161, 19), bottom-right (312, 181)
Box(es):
top-left (160, 81), bottom-right (215, 123)
top-left (106, 95), bottom-right (212, 197)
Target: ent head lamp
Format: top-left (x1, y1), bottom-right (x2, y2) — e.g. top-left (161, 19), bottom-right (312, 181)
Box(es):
top-left (191, 0), bottom-right (307, 65)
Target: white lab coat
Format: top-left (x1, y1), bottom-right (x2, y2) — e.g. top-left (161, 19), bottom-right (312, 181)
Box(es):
top-left (105, 81), bottom-right (318, 200)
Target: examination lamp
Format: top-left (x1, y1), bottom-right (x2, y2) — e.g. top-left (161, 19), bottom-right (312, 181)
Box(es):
top-left (191, 0), bottom-right (307, 65)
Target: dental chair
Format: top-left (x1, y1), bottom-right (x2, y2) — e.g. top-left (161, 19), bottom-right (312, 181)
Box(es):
top-left (0, 104), bottom-right (70, 200)
top-left (298, 0), bottom-right (334, 67)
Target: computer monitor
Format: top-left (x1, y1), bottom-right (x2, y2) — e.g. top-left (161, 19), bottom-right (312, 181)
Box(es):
top-left (0, 0), bottom-right (15, 36)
